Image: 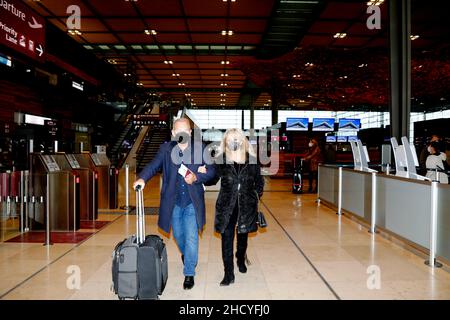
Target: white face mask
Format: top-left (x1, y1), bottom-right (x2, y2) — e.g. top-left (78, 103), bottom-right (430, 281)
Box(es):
top-left (427, 146), bottom-right (432, 153)
top-left (308, 142), bottom-right (314, 148)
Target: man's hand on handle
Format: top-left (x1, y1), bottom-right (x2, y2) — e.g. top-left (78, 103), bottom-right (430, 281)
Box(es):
top-left (133, 179), bottom-right (146, 191)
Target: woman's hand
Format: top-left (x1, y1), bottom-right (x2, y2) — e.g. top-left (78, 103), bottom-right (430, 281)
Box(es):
top-left (197, 165), bottom-right (207, 174)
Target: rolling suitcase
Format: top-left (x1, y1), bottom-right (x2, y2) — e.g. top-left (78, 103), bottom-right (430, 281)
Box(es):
top-left (292, 158), bottom-right (303, 194)
top-left (111, 186), bottom-right (168, 300)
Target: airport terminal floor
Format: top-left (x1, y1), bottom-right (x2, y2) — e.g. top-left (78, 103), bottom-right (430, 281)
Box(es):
top-left (1, 172), bottom-right (450, 300)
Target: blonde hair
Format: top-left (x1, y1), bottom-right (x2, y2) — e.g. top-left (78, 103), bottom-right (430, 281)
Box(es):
top-left (217, 128), bottom-right (256, 159)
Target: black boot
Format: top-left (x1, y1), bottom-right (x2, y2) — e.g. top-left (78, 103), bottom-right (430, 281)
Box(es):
top-left (183, 276), bottom-right (194, 290)
top-left (236, 233), bottom-right (248, 273)
top-left (220, 272), bottom-right (235, 286)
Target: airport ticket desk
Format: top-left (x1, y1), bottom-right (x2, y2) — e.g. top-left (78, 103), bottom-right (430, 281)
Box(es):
top-left (30, 154), bottom-right (79, 232)
top-left (64, 154), bottom-right (98, 221)
top-left (89, 153), bottom-right (118, 210)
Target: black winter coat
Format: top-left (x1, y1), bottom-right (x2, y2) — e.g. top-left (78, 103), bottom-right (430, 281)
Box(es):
top-left (211, 156), bottom-right (265, 234)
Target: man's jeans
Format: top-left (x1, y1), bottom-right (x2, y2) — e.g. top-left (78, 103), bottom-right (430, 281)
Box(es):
top-left (171, 203), bottom-right (199, 276)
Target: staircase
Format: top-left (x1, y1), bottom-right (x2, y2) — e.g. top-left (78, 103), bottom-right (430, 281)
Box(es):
top-left (136, 125), bottom-right (170, 173)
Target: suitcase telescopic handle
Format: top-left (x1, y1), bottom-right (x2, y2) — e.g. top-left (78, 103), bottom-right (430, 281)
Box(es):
top-left (135, 186), bottom-right (145, 244)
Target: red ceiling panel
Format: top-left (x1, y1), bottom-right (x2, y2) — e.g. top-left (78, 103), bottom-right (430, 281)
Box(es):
top-left (309, 21), bottom-right (351, 34)
top-left (229, 19), bottom-right (268, 33)
top-left (190, 33), bottom-right (229, 44)
top-left (136, 0), bottom-right (183, 16)
top-left (106, 19), bottom-right (146, 32)
top-left (301, 35), bottom-right (332, 46)
top-left (79, 19), bottom-right (110, 32)
top-left (320, 2), bottom-right (365, 20)
top-left (89, 0), bottom-right (137, 16)
top-left (187, 19), bottom-right (227, 32)
top-left (145, 19), bottom-right (187, 32)
top-left (183, 0), bottom-right (228, 16)
top-left (230, 0), bottom-right (276, 17)
top-left (332, 36), bottom-right (369, 47)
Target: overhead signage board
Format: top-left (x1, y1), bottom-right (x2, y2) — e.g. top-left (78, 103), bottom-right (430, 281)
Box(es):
top-left (0, 0), bottom-right (45, 61)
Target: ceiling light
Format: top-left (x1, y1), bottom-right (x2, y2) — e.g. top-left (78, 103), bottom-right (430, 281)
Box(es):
top-left (305, 62), bottom-right (314, 67)
top-left (164, 60), bottom-right (173, 64)
top-left (178, 83), bottom-right (185, 86)
top-left (185, 93), bottom-right (191, 96)
top-left (367, 0), bottom-right (384, 6)
top-left (68, 29), bottom-right (82, 35)
top-left (172, 73), bottom-right (180, 77)
top-left (410, 35), bottom-right (420, 40)
top-left (221, 30), bottom-right (233, 36)
top-left (220, 94), bottom-right (227, 97)
top-left (144, 29), bottom-right (157, 35)
top-left (221, 73), bottom-right (229, 77)
top-left (220, 83), bottom-right (228, 86)
top-left (221, 60), bottom-right (230, 65)
top-left (358, 63), bottom-right (368, 68)
top-left (333, 33), bottom-right (347, 39)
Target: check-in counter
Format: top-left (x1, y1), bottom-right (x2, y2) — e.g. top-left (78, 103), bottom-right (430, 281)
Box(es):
top-left (30, 154), bottom-right (79, 231)
top-left (318, 164), bottom-right (450, 265)
top-left (65, 154), bottom-right (98, 221)
top-left (89, 153), bottom-right (118, 210)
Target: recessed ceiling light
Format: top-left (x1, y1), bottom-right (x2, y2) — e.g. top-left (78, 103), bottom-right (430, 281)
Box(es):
top-left (144, 29), bottom-right (157, 35)
top-left (221, 60), bottom-right (230, 65)
top-left (221, 30), bottom-right (233, 36)
top-left (220, 83), bottom-right (228, 86)
top-left (68, 29), bottom-right (82, 35)
top-left (333, 33), bottom-right (347, 39)
top-left (221, 74), bottom-right (229, 77)
top-left (410, 35), bottom-right (420, 40)
top-left (164, 60), bottom-right (173, 64)
top-left (367, 0), bottom-right (384, 6)
top-left (172, 73), bottom-right (180, 77)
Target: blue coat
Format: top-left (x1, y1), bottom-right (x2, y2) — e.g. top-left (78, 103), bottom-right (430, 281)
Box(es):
top-left (137, 140), bottom-right (216, 234)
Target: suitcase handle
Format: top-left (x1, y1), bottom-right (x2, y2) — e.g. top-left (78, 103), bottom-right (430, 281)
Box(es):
top-left (135, 187), bottom-right (145, 244)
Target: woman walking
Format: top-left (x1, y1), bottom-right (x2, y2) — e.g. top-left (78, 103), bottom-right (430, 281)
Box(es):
top-left (202, 128), bottom-right (264, 286)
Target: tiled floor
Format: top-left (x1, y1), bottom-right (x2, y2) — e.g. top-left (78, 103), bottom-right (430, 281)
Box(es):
top-left (1, 173), bottom-right (450, 300)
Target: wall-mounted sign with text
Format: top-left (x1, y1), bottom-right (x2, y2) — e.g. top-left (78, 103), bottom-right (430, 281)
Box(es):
top-left (0, 0), bottom-right (45, 61)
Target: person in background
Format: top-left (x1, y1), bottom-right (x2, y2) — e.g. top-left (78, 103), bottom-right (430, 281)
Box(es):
top-left (133, 118), bottom-right (216, 290)
top-left (302, 138), bottom-right (323, 193)
top-left (200, 128), bottom-right (264, 286)
top-left (419, 135), bottom-right (445, 174)
top-left (425, 141), bottom-right (448, 184)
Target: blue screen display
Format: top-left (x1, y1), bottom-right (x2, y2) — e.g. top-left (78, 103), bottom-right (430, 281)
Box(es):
top-left (286, 118), bottom-right (309, 131)
top-left (326, 136), bottom-right (337, 143)
top-left (338, 118), bottom-right (360, 131)
top-left (312, 118), bottom-right (335, 131)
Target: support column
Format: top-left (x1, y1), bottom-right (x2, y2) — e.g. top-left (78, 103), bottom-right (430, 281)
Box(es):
top-left (250, 104), bottom-right (255, 129)
top-left (389, 0), bottom-right (411, 141)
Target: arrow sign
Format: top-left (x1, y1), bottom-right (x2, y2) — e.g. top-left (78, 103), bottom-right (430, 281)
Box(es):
top-left (36, 44), bottom-right (43, 57)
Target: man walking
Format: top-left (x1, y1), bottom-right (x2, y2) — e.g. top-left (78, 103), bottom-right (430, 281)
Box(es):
top-left (133, 118), bottom-right (215, 290)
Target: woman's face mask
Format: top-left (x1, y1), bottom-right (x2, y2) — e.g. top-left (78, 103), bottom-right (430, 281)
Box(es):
top-left (227, 139), bottom-right (243, 151)
top-left (308, 142), bottom-right (314, 148)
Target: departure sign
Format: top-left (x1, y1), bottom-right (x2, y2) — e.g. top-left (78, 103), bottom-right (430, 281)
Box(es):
top-left (0, 0), bottom-right (45, 61)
